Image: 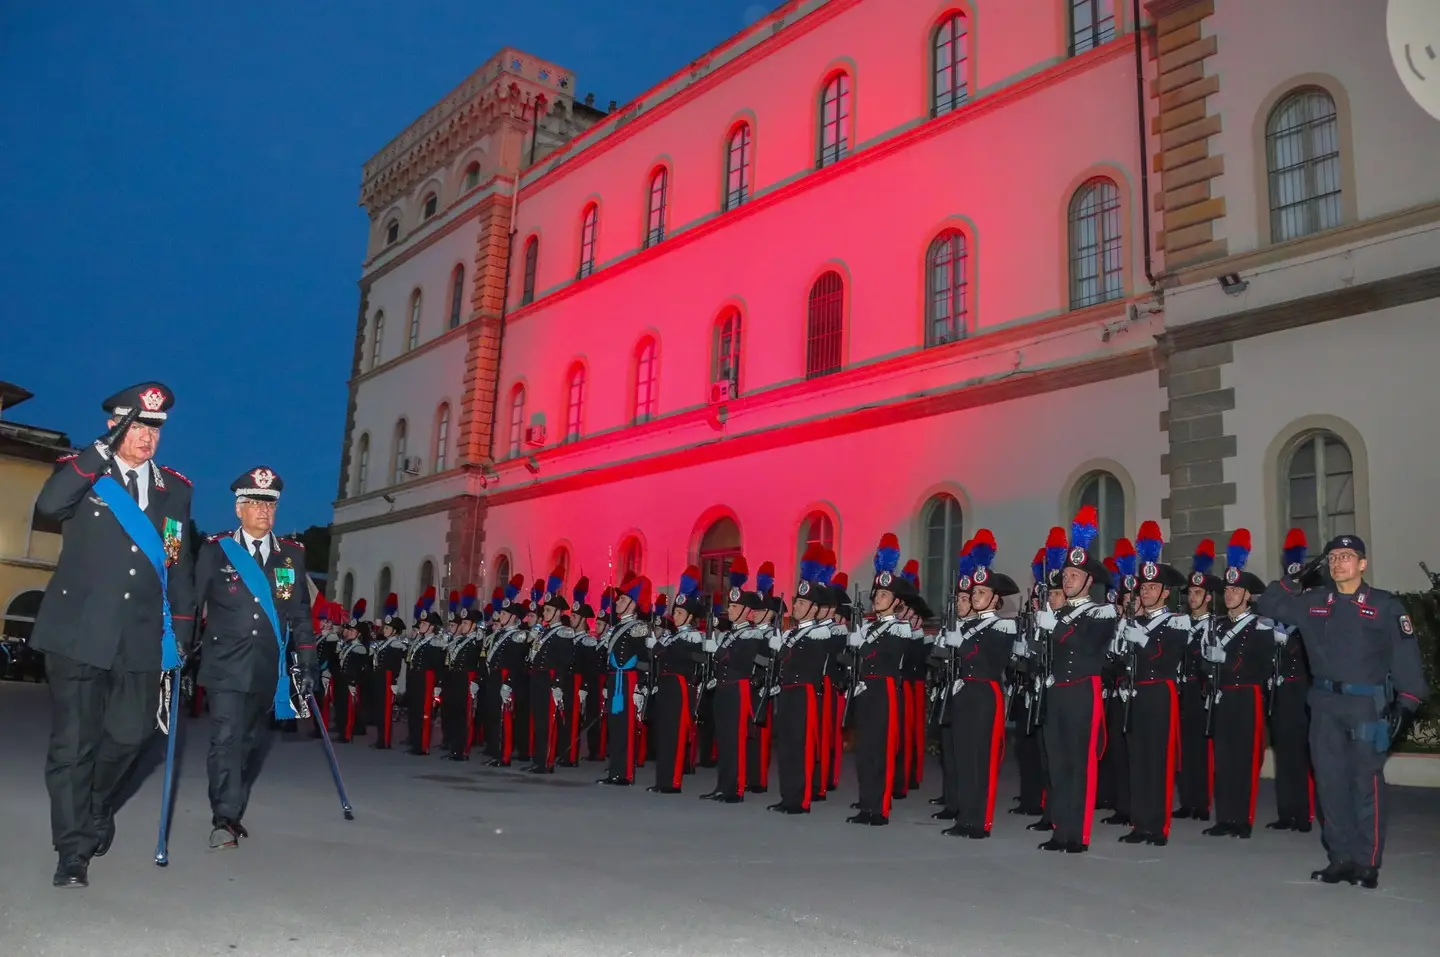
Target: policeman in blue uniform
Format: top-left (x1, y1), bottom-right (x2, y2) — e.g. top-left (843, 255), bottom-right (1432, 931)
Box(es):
top-left (192, 467), bottom-right (317, 849)
top-left (32, 382), bottom-right (196, 889)
top-left (1256, 534), bottom-right (1430, 888)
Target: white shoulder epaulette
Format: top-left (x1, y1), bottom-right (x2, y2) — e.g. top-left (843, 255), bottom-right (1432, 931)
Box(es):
top-left (990, 618), bottom-right (1017, 635)
top-left (1087, 604), bottom-right (1119, 621)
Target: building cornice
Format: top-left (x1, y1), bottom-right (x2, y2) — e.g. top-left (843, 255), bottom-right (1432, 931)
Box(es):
top-left (362, 181), bottom-right (512, 277)
top-left (331, 496), bottom-right (459, 538)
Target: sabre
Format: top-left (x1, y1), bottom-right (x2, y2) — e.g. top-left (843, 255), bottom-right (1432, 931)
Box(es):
top-left (294, 652), bottom-right (353, 820)
top-left (153, 666), bottom-right (182, 866)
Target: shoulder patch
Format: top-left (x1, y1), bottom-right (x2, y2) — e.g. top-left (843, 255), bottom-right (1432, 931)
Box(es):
top-left (1088, 605), bottom-right (1119, 621)
top-left (207, 531), bottom-right (233, 542)
top-left (158, 464), bottom-right (192, 486)
top-left (56, 453), bottom-right (78, 464)
top-left (1399, 614), bottom-right (1415, 637)
top-left (279, 537), bottom-right (304, 549)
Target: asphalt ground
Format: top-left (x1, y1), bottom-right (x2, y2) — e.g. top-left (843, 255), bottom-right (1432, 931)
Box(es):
top-left (1, 681), bottom-right (1437, 957)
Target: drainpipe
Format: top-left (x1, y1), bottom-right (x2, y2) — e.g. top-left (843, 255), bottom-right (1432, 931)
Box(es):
top-left (1134, 0), bottom-right (1157, 286)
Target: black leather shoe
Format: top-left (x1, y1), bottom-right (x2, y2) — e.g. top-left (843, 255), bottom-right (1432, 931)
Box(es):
top-left (1294, 820), bottom-right (1313, 833)
top-left (92, 807), bottom-right (116, 858)
top-left (1172, 807), bottom-right (1192, 819)
top-left (849, 801), bottom-right (863, 810)
top-left (557, 760), bottom-right (578, 768)
top-left (1038, 838), bottom-right (1065, 851)
top-left (208, 822), bottom-right (240, 850)
top-left (1354, 866), bottom-right (1379, 889)
top-left (964, 827), bottom-right (991, 839)
top-left (52, 855), bottom-right (88, 888)
top-left (232, 821), bottom-right (249, 839)
top-left (1102, 813), bottom-right (1131, 826)
top-left (1311, 861), bottom-right (1358, 885)
top-left (931, 809), bottom-right (958, 821)
top-left (1265, 818), bottom-right (1293, 831)
top-left (868, 815), bottom-right (889, 826)
top-left (647, 786), bottom-right (681, 794)
top-left (1203, 823), bottom-right (1232, 837)
top-left (486, 759), bottom-right (510, 768)
top-left (1118, 830), bottom-right (1147, 844)
top-left (1026, 818), bottom-right (1055, 832)
top-left (1064, 842), bottom-right (1088, 854)
top-left (768, 802), bottom-right (808, 814)
top-left (697, 791), bottom-right (721, 801)
top-left (716, 794), bottom-right (743, 804)
top-left (598, 777), bottom-right (632, 786)
top-left (942, 823), bottom-right (973, 837)
top-left (1231, 824), bottom-right (1253, 839)
top-left (747, 786), bottom-right (768, 794)
top-left (811, 793), bottom-right (827, 802)
top-left (1193, 809), bottom-right (1211, 821)
top-left (1145, 834), bottom-right (1168, 846)
top-left (928, 796), bottom-right (945, 806)
top-left (847, 811), bottom-right (874, 825)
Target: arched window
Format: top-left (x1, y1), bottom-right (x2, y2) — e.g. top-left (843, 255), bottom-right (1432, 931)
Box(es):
top-left (725, 124), bottom-right (752, 210)
top-left (921, 494), bottom-right (964, 614)
top-left (463, 162), bottom-right (481, 191)
top-left (449, 265), bottom-right (466, 329)
top-left (698, 517), bottom-right (742, 597)
top-left (797, 511), bottom-right (835, 569)
top-left (565, 364), bottom-right (585, 442)
top-left (507, 385), bottom-right (526, 457)
top-left (578, 205), bottom-right (598, 279)
top-left (1068, 178), bottom-right (1123, 309)
top-left (385, 220), bottom-right (399, 245)
top-left (1069, 0), bottom-right (1116, 56)
top-left (633, 338), bottom-right (658, 424)
top-left (433, 403), bottom-right (451, 472)
top-left (370, 312), bottom-right (385, 369)
top-left (932, 13), bottom-right (970, 116)
top-left (619, 537), bottom-right (643, 579)
top-left (926, 230), bottom-right (970, 346)
top-left (3, 590), bottom-right (44, 641)
top-left (1284, 431), bottom-right (1356, 547)
top-left (644, 168), bottom-right (668, 248)
top-left (407, 290), bottom-right (422, 351)
top-left (376, 566), bottom-right (392, 613)
top-left (493, 554), bottom-right (511, 594)
top-left (419, 559), bottom-right (435, 598)
top-left (392, 419), bottom-right (409, 484)
top-left (355, 433), bottom-right (370, 495)
top-left (1073, 470), bottom-right (1126, 557)
top-left (715, 310), bottom-right (742, 389)
top-left (341, 572), bottom-right (355, 611)
top-left (1266, 88), bottom-right (1342, 243)
top-left (549, 546), bottom-right (570, 589)
top-left (522, 237), bottom-right (539, 305)
top-left (806, 271), bottom-right (844, 379)
top-left (817, 73), bottom-right (851, 168)
top-left (422, 193), bottom-right (438, 220)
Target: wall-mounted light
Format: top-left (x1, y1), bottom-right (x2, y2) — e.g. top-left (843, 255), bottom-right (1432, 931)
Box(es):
top-left (525, 456), bottom-right (541, 475)
top-left (1218, 272), bottom-right (1249, 296)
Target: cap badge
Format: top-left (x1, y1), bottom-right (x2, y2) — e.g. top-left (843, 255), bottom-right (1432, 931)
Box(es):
top-left (1286, 562), bottom-right (1302, 575)
top-left (1190, 572), bottom-right (1204, 586)
top-left (878, 572), bottom-right (892, 587)
top-left (728, 587), bottom-right (741, 603)
top-left (1069, 547), bottom-right (1086, 565)
top-left (1225, 567), bottom-right (1240, 584)
top-left (252, 468), bottom-right (276, 489)
top-left (139, 387), bottom-right (166, 412)
top-left (797, 581), bottom-right (810, 596)
top-left (1141, 562), bottom-right (1158, 581)
top-left (958, 576), bottom-right (971, 590)
top-left (1123, 575), bottom-right (1137, 591)
top-left (973, 568), bottom-right (988, 584)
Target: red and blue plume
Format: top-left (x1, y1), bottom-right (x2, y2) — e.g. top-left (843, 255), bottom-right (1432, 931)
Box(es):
top-left (1070, 505), bottom-right (1099, 552)
top-left (448, 590), bottom-right (460, 614)
top-left (901, 558), bottom-right (920, 588)
top-left (1113, 538), bottom-right (1137, 579)
top-left (1282, 528), bottom-right (1307, 569)
top-left (757, 561), bottom-right (776, 596)
top-left (1227, 529), bottom-right (1252, 570)
top-left (351, 598), bottom-right (366, 621)
top-left (504, 573), bottom-right (524, 602)
top-left (874, 532), bottom-right (900, 575)
top-left (956, 538), bottom-right (976, 581)
top-left (600, 590), bottom-right (612, 613)
top-left (970, 528), bottom-right (997, 571)
top-left (490, 586), bottom-right (504, 615)
top-left (799, 543), bottom-right (825, 584)
top-left (654, 592), bottom-right (668, 615)
top-left (1192, 539), bottom-right (1216, 576)
top-left (818, 547), bottom-right (837, 585)
top-left (1045, 526), bottom-right (1068, 574)
top-left (461, 584), bottom-right (477, 610)
top-left (421, 586), bottom-right (437, 612)
top-left (383, 592), bottom-right (398, 618)
top-left (1104, 557), bottom-right (1119, 577)
top-left (1136, 520), bottom-right (1164, 565)
top-left (546, 564), bottom-right (564, 597)
top-left (530, 578), bottom-right (544, 602)
top-left (573, 576), bottom-right (590, 604)
top-left (678, 566), bottom-right (700, 597)
top-left (728, 556), bottom-right (749, 589)
top-left (1031, 548), bottom-right (1045, 584)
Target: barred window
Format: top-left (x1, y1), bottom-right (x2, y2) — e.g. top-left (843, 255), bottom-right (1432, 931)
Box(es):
top-left (565, 364), bottom-right (585, 442)
top-left (385, 220), bottom-right (399, 245)
top-left (578, 205), bottom-right (598, 278)
top-left (341, 573), bottom-right (354, 611)
top-left (449, 265), bottom-right (465, 329)
top-left (1068, 178), bottom-right (1123, 309)
top-left (932, 14), bottom-right (970, 116)
top-left (391, 419), bottom-right (408, 484)
top-left (634, 338), bottom-right (658, 423)
top-left (493, 555), bottom-right (511, 595)
top-left (817, 73), bottom-right (851, 168)
top-left (1266, 89), bottom-right (1342, 243)
top-left (376, 566), bottom-right (392, 614)
top-left (925, 230), bottom-right (970, 346)
top-left (805, 271), bottom-right (844, 379)
top-left (725, 124), bottom-right (752, 210)
top-left (645, 169), bottom-right (668, 247)
top-left (522, 237), bottom-right (539, 305)
top-left (1070, 0), bottom-right (1116, 56)
top-left (715, 310), bottom-right (742, 387)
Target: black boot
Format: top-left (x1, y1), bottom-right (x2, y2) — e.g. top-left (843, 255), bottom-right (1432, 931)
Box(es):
top-left (931, 809), bottom-right (958, 821)
top-left (91, 806), bottom-right (116, 858)
top-left (1354, 866), bottom-right (1379, 889)
top-left (1310, 861), bottom-right (1358, 885)
top-left (52, 855), bottom-right (89, 888)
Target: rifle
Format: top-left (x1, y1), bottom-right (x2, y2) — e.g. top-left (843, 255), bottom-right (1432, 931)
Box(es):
top-left (1203, 620), bottom-right (1221, 738)
top-left (1119, 590), bottom-right (1139, 734)
top-left (1421, 561), bottom-right (1440, 591)
top-left (1266, 624), bottom-right (1284, 718)
top-left (841, 584), bottom-right (865, 731)
top-left (928, 590), bottom-right (958, 728)
top-left (1025, 579), bottom-right (1052, 735)
top-left (691, 601), bottom-right (717, 722)
top-left (752, 594), bottom-right (783, 729)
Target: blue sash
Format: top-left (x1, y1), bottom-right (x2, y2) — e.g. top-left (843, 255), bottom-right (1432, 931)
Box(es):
top-left (608, 649), bottom-right (638, 714)
top-left (218, 536), bottom-right (297, 719)
top-left (92, 477), bottom-right (180, 672)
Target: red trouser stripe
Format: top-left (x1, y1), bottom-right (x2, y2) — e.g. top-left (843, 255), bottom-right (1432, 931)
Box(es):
top-left (1081, 676), bottom-right (1103, 847)
top-left (569, 674), bottom-right (584, 764)
top-left (344, 686), bottom-right (357, 740)
top-left (465, 671), bottom-right (478, 752)
top-left (421, 673), bottom-right (436, 752)
top-left (802, 688), bottom-right (817, 811)
top-left (736, 680), bottom-right (751, 797)
top-left (673, 677), bottom-right (690, 790)
top-left (1163, 682), bottom-right (1179, 837)
top-left (1247, 687), bottom-right (1263, 827)
top-left (984, 681), bottom-right (1005, 832)
top-left (380, 676), bottom-right (394, 746)
top-left (819, 677), bottom-right (833, 795)
top-left (882, 678), bottom-right (898, 819)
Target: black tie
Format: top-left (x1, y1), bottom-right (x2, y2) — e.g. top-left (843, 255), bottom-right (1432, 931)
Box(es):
top-left (252, 539), bottom-right (265, 567)
top-left (125, 469), bottom-right (140, 504)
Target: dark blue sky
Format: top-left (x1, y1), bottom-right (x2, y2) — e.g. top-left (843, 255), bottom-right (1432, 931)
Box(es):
top-left (0, 0), bottom-right (766, 532)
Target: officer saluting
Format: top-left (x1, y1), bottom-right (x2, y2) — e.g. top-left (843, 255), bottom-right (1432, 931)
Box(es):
top-left (1256, 534), bottom-right (1430, 889)
top-left (32, 383), bottom-right (196, 889)
top-left (192, 467), bottom-right (317, 849)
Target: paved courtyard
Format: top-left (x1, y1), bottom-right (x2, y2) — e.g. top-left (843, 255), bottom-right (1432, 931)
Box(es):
top-left (1, 681), bottom-right (1437, 957)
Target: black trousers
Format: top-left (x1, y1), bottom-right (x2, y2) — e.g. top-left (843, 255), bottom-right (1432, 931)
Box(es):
top-left (890, 678), bottom-right (908, 798)
top-left (370, 669), bottom-right (398, 748)
top-left (44, 654), bottom-right (159, 857)
top-left (513, 683), bottom-right (533, 762)
top-left (748, 686), bottom-right (772, 791)
top-left (208, 688), bottom-right (271, 823)
top-left (1099, 691), bottom-right (1130, 816)
top-left (441, 669), bottom-right (477, 757)
top-left (486, 669), bottom-right (515, 762)
top-left (1310, 696), bottom-right (1391, 868)
top-left (854, 677), bottom-right (898, 818)
top-left (1214, 685), bottom-right (1264, 828)
top-left (606, 671), bottom-right (639, 782)
top-left (696, 687), bottom-right (717, 767)
top-left (776, 684), bottom-right (817, 809)
top-left (1270, 679), bottom-right (1313, 823)
top-left (1041, 677), bottom-right (1104, 846)
top-left (712, 680), bottom-right (750, 798)
top-left (953, 680), bottom-right (1006, 832)
top-left (529, 673), bottom-right (561, 770)
top-left (405, 667), bottom-right (438, 753)
top-left (1009, 691), bottom-right (1046, 812)
top-left (939, 706), bottom-right (958, 812)
top-left (651, 675), bottom-right (690, 790)
top-left (1177, 679), bottom-right (1211, 812)
top-left (582, 671), bottom-right (604, 759)
top-left (1129, 681), bottom-right (1179, 838)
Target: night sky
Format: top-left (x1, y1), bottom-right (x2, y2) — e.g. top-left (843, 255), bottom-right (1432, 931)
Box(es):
top-left (0, 0), bottom-right (770, 532)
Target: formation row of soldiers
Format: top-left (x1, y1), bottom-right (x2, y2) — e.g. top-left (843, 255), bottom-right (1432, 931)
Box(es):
top-left (202, 505), bottom-right (1427, 887)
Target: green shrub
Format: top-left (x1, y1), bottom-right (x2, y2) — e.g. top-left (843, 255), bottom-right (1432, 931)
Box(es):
top-left (1395, 591), bottom-right (1439, 750)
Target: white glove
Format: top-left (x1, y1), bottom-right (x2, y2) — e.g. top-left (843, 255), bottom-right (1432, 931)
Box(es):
top-left (847, 630), bottom-right (863, 648)
top-left (923, 632), bottom-right (937, 645)
top-left (706, 678), bottom-right (718, 690)
top-left (578, 689), bottom-right (588, 706)
top-left (632, 691), bottom-right (645, 710)
top-left (1011, 639), bottom-right (1030, 658)
top-left (951, 678), bottom-right (964, 695)
top-left (1123, 623), bottom-right (1150, 647)
top-left (702, 639), bottom-right (718, 653)
top-left (944, 629), bottom-right (964, 648)
top-left (1272, 626), bottom-right (1290, 645)
top-left (645, 634), bottom-right (656, 649)
top-left (1035, 608), bottom-right (1058, 631)
top-left (770, 685), bottom-right (781, 698)
top-left (468, 681), bottom-right (479, 696)
top-left (767, 633), bottom-right (783, 651)
top-left (551, 687), bottom-right (564, 707)
top-left (391, 683), bottom-right (399, 694)
top-left (1202, 644), bottom-right (1225, 663)
top-left (500, 684), bottom-right (512, 703)
top-left (853, 680), bottom-right (868, 696)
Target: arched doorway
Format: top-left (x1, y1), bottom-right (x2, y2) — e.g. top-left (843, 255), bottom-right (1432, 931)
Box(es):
top-left (698, 516), bottom-right (742, 597)
top-left (3, 590), bottom-right (44, 641)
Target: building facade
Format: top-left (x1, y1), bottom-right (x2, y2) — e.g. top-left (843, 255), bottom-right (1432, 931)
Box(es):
top-left (0, 383), bottom-right (74, 640)
top-left (333, 0), bottom-right (1440, 618)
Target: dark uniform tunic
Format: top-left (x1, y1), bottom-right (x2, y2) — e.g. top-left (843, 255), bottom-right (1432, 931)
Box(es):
top-left (528, 623), bottom-right (575, 771)
top-left (484, 627), bottom-right (525, 764)
top-left (948, 614), bottom-right (1018, 835)
top-left (1257, 578), bottom-right (1429, 871)
top-left (1267, 623), bottom-right (1314, 827)
top-left (33, 446), bottom-right (197, 858)
top-left (404, 629), bottom-right (448, 755)
top-left (1122, 610), bottom-right (1189, 841)
top-left (649, 625), bottom-right (701, 791)
top-left (710, 624), bottom-right (764, 799)
top-left (441, 628), bottom-right (484, 759)
top-left (369, 632), bottom-right (407, 749)
top-left (900, 631), bottom-right (929, 792)
top-left (852, 617), bottom-right (908, 822)
top-left (193, 531), bottom-right (316, 824)
top-left (1176, 615), bottom-right (1215, 817)
top-left (604, 617), bottom-right (650, 784)
top-left (333, 636), bottom-right (371, 742)
top-left (1207, 613), bottom-right (1273, 833)
top-left (773, 621), bottom-right (830, 811)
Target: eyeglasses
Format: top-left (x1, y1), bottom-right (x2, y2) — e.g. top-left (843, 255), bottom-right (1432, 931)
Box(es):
top-left (240, 500), bottom-right (278, 511)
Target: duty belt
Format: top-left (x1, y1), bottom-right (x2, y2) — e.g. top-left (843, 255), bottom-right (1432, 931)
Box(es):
top-left (1313, 678), bottom-right (1386, 697)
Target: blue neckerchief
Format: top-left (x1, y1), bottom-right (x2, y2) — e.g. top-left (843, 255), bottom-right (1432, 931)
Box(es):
top-left (92, 476), bottom-right (179, 671)
top-left (608, 641), bottom-right (638, 714)
top-left (218, 536), bottom-right (296, 719)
